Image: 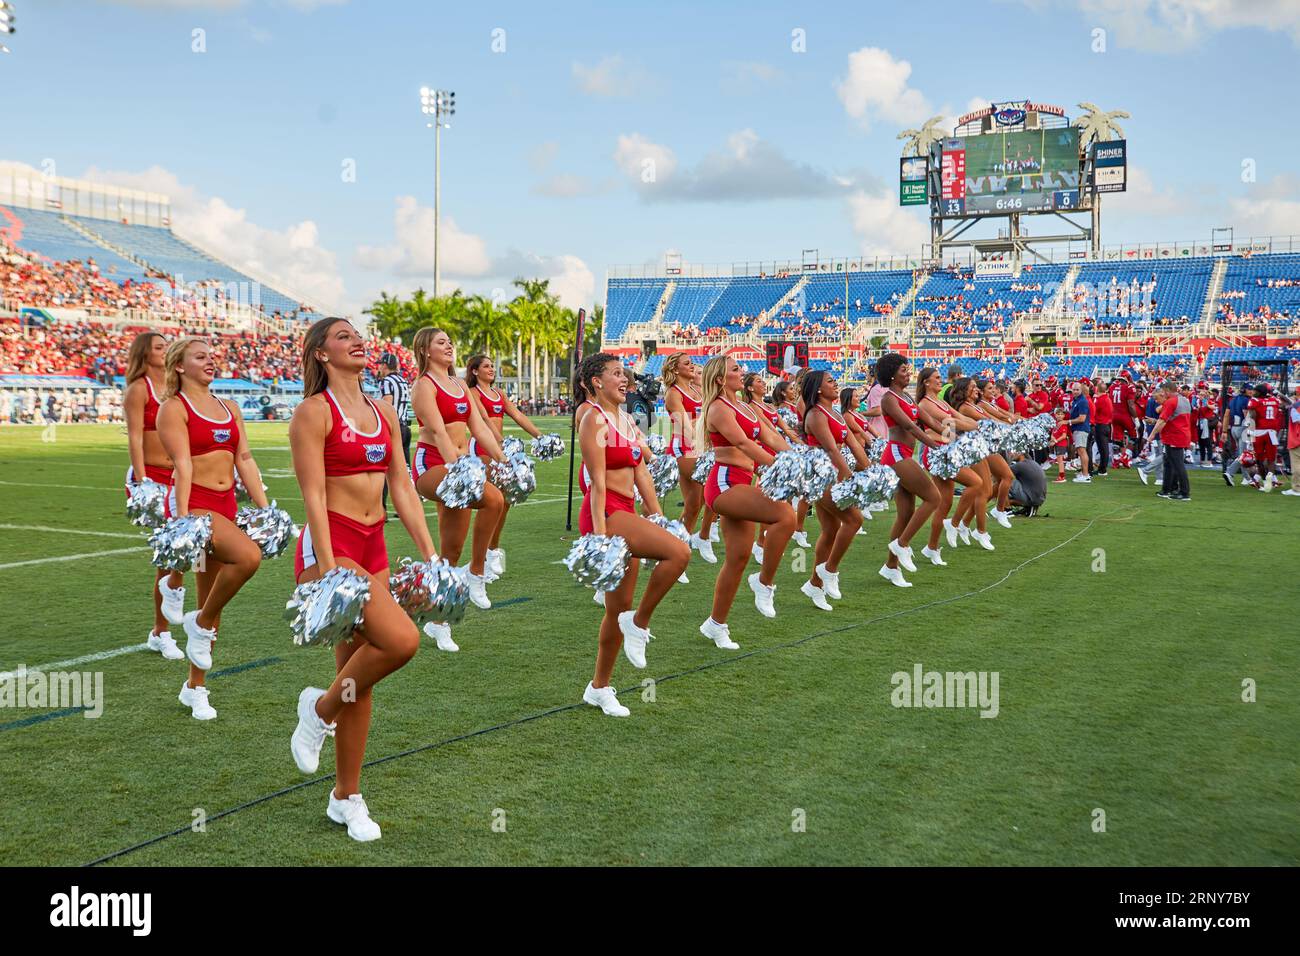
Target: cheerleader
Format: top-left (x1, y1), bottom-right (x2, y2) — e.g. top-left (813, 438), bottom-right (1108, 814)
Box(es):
top-left (800, 370), bottom-right (870, 610)
top-left (575, 353), bottom-right (690, 716)
top-left (464, 354), bottom-right (544, 581)
top-left (156, 337), bottom-right (268, 719)
top-left (662, 352), bottom-right (716, 567)
top-left (410, 327), bottom-right (507, 651)
top-left (122, 331), bottom-right (184, 661)
top-left (841, 386), bottom-right (877, 527)
top-left (914, 367), bottom-right (983, 566)
top-left (976, 379), bottom-right (1017, 528)
top-left (288, 317), bottom-right (437, 842)
top-left (698, 359), bottom-right (796, 644)
top-left (874, 353), bottom-right (943, 588)
top-left (771, 379), bottom-right (811, 549)
top-left (743, 372), bottom-right (799, 564)
top-left (950, 378), bottom-right (1003, 547)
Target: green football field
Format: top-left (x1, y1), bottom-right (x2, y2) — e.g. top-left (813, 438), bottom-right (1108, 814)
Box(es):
top-left (0, 421), bottom-right (1296, 867)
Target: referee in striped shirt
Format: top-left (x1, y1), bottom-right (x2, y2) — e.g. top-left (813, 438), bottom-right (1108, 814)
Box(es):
top-left (378, 353), bottom-right (413, 516)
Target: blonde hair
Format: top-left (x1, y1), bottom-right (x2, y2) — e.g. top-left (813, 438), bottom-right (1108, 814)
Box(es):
top-left (661, 351), bottom-right (689, 388)
top-left (125, 331), bottom-right (164, 385)
top-left (695, 355), bottom-right (730, 450)
top-left (162, 336), bottom-right (207, 398)
top-left (302, 316), bottom-right (352, 398)
top-left (413, 326), bottom-right (453, 377)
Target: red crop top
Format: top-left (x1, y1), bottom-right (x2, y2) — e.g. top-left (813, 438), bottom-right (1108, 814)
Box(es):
top-left (758, 402), bottom-right (781, 430)
top-left (178, 392), bottom-right (239, 458)
top-left (142, 376), bottom-right (162, 432)
top-left (848, 409), bottom-right (870, 432)
top-left (416, 373), bottom-right (472, 428)
top-left (883, 390), bottom-right (919, 430)
top-left (475, 384), bottom-right (505, 419)
top-left (586, 403), bottom-right (643, 473)
top-left (323, 389), bottom-right (392, 477)
top-left (673, 383), bottom-right (703, 418)
top-left (805, 405), bottom-right (849, 448)
top-left (709, 397), bottom-right (762, 448)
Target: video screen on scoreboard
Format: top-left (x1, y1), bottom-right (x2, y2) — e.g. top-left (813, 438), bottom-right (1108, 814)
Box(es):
top-left (936, 128), bottom-right (1081, 217)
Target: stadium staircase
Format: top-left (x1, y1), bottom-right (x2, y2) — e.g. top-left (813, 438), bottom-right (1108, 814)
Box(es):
top-left (1049, 264), bottom-right (1081, 314)
top-left (652, 280), bottom-right (677, 324)
top-left (1201, 258), bottom-right (1228, 325)
top-left (758, 274), bottom-right (808, 327)
top-left (60, 216), bottom-right (152, 274)
top-left (896, 270), bottom-right (929, 318)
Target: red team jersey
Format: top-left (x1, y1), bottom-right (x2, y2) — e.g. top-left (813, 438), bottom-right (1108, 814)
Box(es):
top-left (1248, 396), bottom-right (1283, 431)
top-left (1109, 379), bottom-right (1136, 420)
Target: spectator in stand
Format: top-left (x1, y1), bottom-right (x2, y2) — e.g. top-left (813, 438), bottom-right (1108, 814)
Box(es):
top-left (1090, 376), bottom-right (1113, 476)
top-left (1146, 383), bottom-right (1192, 501)
top-left (1067, 381), bottom-right (1092, 484)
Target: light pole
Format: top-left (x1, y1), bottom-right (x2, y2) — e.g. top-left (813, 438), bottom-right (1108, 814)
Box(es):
top-left (419, 86), bottom-right (455, 298)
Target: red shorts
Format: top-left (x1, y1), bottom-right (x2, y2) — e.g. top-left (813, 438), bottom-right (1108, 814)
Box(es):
top-left (124, 463), bottom-right (173, 498)
top-left (1253, 435), bottom-right (1278, 464)
top-left (579, 462), bottom-right (590, 495)
top-left (579, 489), bottom-right (636, 536)
top-left (412, 441), bottom-right (445, 481)
top-left (1112, 417), bottom-right (1133, 441)
top-left (880, 441), bottom-right (913, 467)
top-left (468, 437), bottom-right (492, 460)
top-left (670, 436), bottom-right (694, 460)
top-left (704, 462), bottom-right (753, 509)
top-left (166, 483), bottom-right (237, 522)
top-left (295, 510), bottom-right (388, 580)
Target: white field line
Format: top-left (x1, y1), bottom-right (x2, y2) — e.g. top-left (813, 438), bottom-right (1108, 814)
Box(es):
top-left (0, 545), bottom-right (148, 571)
top-left (0, 642), bottom-right (153, 682)
top-left (0, 523), bottom-right (143, 540)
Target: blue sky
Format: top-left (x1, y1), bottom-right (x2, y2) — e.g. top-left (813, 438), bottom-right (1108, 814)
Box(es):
top-left (3, 0), bottom-right (1299, 315)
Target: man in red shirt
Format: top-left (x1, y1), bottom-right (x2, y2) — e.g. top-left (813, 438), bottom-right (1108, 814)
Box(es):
top-left (1091, 376), bottom-right (1114, 476)
top-left (1146, 383), bottom-right (1192, 500)
top-left (1247, 381), bottom-right (1285, 489)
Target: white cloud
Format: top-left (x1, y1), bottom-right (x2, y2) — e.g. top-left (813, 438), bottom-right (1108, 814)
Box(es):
top-left (572, 55), bottom-right (654, 97)
top-left (614, 133), bottom-right (679, 185)
top-left (846, 189), bottom-right (930, 259)
top-left (353, 195), bottom-right (491, 279)
top-left (1031, 0), bottom-right (1300, 52)
top-left (836, 47), bottom-right (934, 131)
top-left (1229, 175), bottom-right (1300, 236)
top-left (76, 163), bottom-right (345, 312)
top-left (498, 253), bottom-right (595, 310)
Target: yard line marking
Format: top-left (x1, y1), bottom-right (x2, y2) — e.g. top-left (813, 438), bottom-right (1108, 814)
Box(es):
top-left (0, 546), bottom-right (148, 571)
top-left (84, 510), bottom-right (1122, 868)
top-left (0, 479), bottom-right (121, 493)
top-left (0, 642), bottom-right (151, 682)
top-left (0, 524), bottom-right (144, 540)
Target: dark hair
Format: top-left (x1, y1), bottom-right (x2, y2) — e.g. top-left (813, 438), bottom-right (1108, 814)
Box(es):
top-left (771, 380), bottom-right (792, 406)
top-left (875, 352), bottom-right (907, 388)
top-left (839, 386), bottom-right (858, 414)
top-left (950, 376), bottom-right (975, 406)
top-left (381, 353), bottom-right (399, 371)
top-left (945, 363), bottom-right (963, 380)
top-left (464, 353), bottom-right (490, 387)
top-left (1012, 379), bottom-right (1027, 396)
top-left (573, 352), bottom-right (618, 404)
top-left (302, 316), bottom-right (354, 399)
top-left (742, 372), bottom-right (763, 403)
top-left (913, 366), bottom-right (939, 404)
top-left (800, 370), bottom-right (829, 430)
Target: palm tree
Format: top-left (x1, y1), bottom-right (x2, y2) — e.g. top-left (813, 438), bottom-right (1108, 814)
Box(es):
top-left (1075, 103), bottom-right (1130, 147)
top-left (897, 115), bottom-right (947, 157)
top-left (362, 291), bottom-right (407, 341)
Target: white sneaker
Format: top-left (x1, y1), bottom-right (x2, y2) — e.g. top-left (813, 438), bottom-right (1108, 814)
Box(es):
top-left (178, 680), bottom-right (216, 720)
top-left (1262, 473), bottom-right (1276, 492)
top-left (751, 542), bottom-right (765, 565)
top-left (871, 501), bottom-right (887, 512)
top-left (327, 791), bottom-right (381, 842)
top-left (920, 546), bottom-right (947, 566)
top-left (943, 519), bottom-right (959, 549)
top-left (1137, 467), bottom-right (1150, 485)
top-left (291, 686), bottom-right (335, 774)
top-left (693, 534), bottom-right (718, 564)
top-left (147, 629), bottom-right (184, 661)
top-left (700, 617), bottom-right (740, 650)
top-left (182, 610), bottom-right (214, 671)
top-left (800, 580), bottom-right (833, 611)
top-left (708, 522), bottom-right (720, 543)
top-left (593, 589), bottom-right (606, 606)
top-left (748, 572), bottom-right (776, 618)
top-left (423, 620), bottom-right (459, 652)
top-left (972, 530), bottom-right (996, 551)
top-left (792, 530), bottom-right (810, 549)
top-left (490, 548), bottom-right (506, 576)
top-left (878, 564), bottom-right (912, 588)
top-left (481, 563), bottom-right (500, 584)
top-left (888, 539), bottom-right (917, 573)
top-left (815, 563), bottom-right (841, 600)
top-left (677, 571), bottom-right (690, 584)
top-left (467, 573), bottom-right (491, 609)
top-left (583, 681), bottom-right (630, 717)
top-left (158, 576), bottom-right (185, 625)
top-left (1281, 488), bottom-right (1300, 496)
top-left (618, 610), bottom-right (651, 668)
top-left (1072, 474), bottom-right (1091, 483)
top-left (990, 508), bottom-right (1012, 529)
top-left (956, 522), bottom-right (972, 546)
top-left (860, 507), bottom-right (873, 522)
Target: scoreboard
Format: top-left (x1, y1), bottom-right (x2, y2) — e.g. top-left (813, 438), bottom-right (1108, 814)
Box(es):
top-left (933, 128), bottom-right (1082, 217)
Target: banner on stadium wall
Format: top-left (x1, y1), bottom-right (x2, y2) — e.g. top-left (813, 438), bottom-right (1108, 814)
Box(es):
top-left (1093, 139), bottom-right (1127, 193)
top-left (913, 333), bottom-right (1004, 351)
top-left (974, 260), bottom-right (1016, 279)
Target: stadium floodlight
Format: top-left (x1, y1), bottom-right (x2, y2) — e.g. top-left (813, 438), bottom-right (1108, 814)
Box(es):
top-left (419, 87), bottom-right (457, 297)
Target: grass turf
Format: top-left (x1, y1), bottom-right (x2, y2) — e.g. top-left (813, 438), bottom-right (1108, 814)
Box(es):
top-left (0, 421), bottom-right (1296, 866)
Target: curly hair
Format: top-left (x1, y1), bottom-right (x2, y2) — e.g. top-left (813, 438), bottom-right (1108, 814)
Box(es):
top-left (573, 352), bottom-right (619, 404)
top-left (874, 352), bottom-right (907, 388)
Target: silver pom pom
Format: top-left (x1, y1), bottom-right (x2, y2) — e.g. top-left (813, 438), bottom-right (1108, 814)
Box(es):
top-left (389, 557), bottom-right (471, 626)
top-left (648, 452), bottom-right (679, 498)
top-left (646, 512), bottom-right (690, 545)
top-left (501, 436), bottom-right (525, 458)
top-left (436, 454), bottom-right (487, 508)
top-left (148, 513), bottom-right (212, 572)
top-left (1004, 414), bottom-right (1055, 454)
top-left (126, 479), bottom-right (169, 529)
top-left (645, 433), bottom-right (668, 456)
top-left (530, 433), bottom-right (565, 462)
top-left (830, 465), bottom-right (898, 510)
top-left (691, 450), bottom-right (715, 485)
top-left (868, 437), bottom-right (887, 462)
top-left (284, 566), bottom-right (371, 648)
top-left (802, 447), bottom-right (838, 503)
top-left (490, 452), bottom-right (537, 504)
top-left (563, 533), bottom-right (629, 592)
top-left (778, 406), bottom-right (800, 431)
top-left (235, 501), bottom-right (297, 558)
top-left (234, 471), bottom-right (269, 505)
top-left (758, 448), bottom-right (807, 503)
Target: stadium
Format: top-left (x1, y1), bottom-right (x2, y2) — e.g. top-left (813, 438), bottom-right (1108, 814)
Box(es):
top-left (0, 0), bottom-right (1296, 913)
